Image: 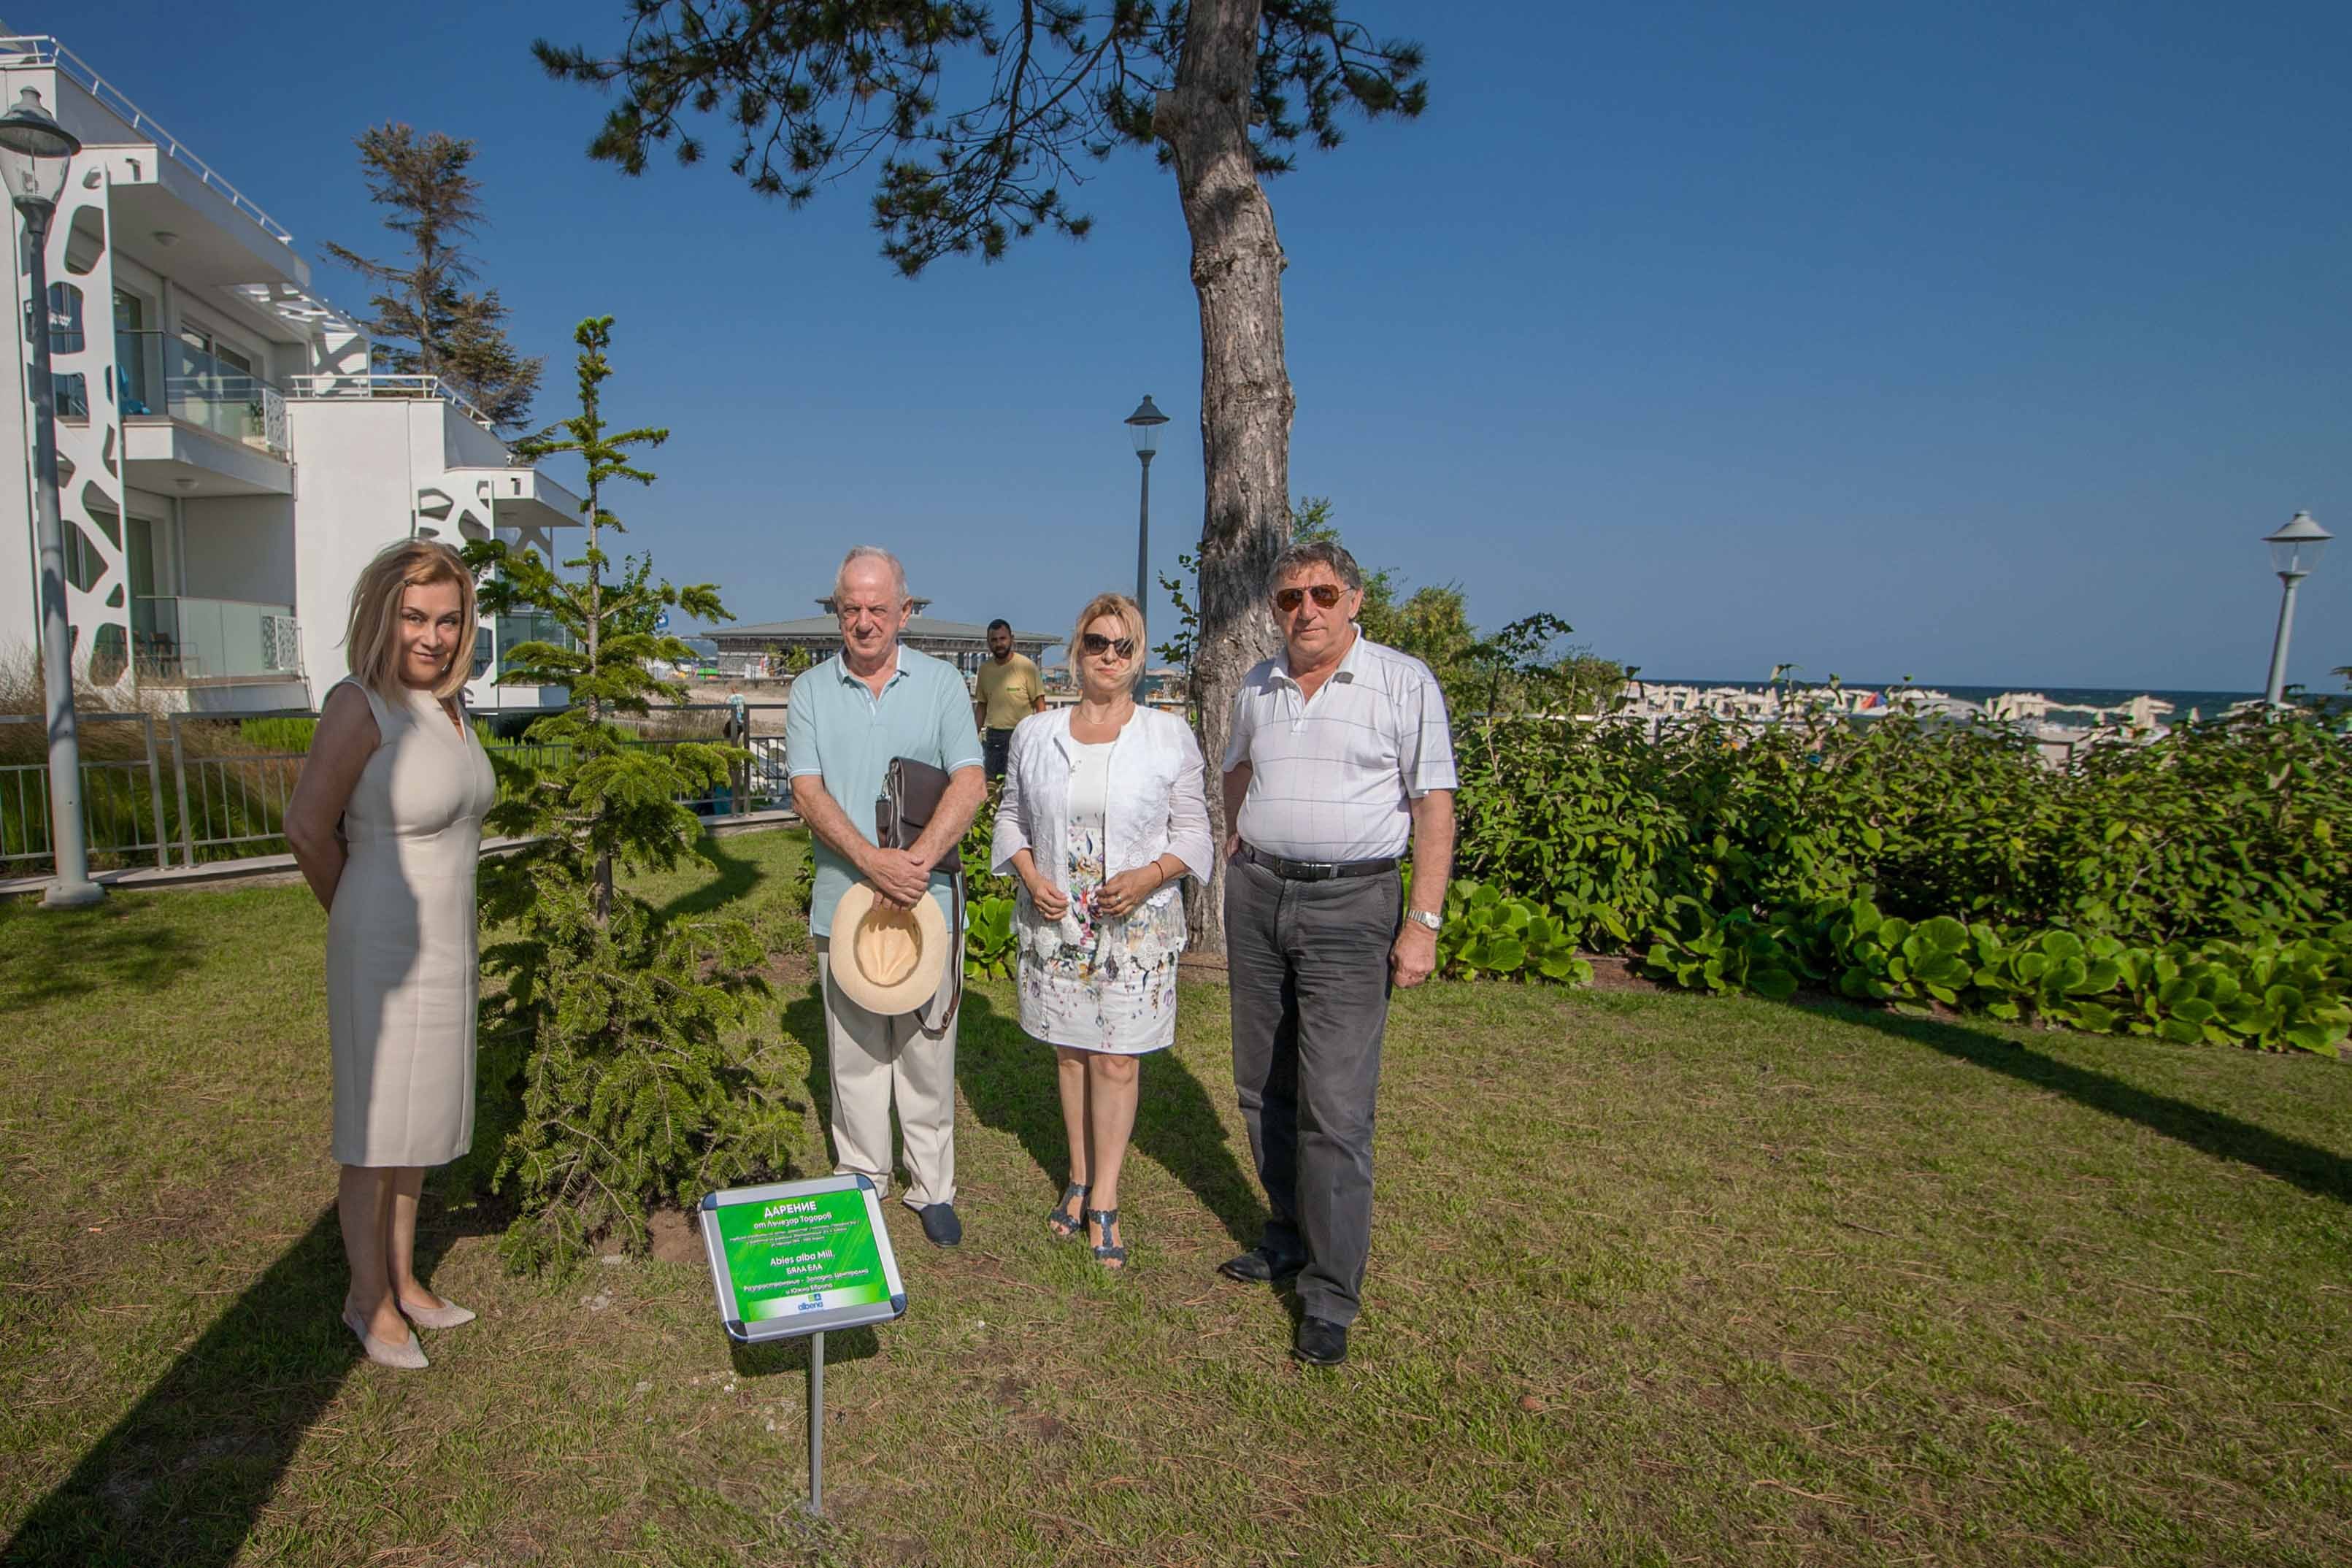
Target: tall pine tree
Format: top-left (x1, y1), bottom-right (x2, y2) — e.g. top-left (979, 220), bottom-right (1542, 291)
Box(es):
top-left (325, 124), bottom-right (545, 431)
top-left (531, 0), bottom-right (1426, 950)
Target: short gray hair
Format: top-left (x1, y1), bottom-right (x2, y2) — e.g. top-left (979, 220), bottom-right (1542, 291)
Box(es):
top-left (1267, 539), bottom-right (1364, 596)
top-left (836, 545), bottom-right (909, 603)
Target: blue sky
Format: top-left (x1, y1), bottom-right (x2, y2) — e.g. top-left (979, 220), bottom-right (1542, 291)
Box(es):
top-left (47, 0), bottom-right (2352, 692)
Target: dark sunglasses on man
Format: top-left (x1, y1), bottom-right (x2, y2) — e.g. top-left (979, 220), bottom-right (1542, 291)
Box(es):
top-left (1273, 584), bottom-right (1347, 612)
top-left (1080, 633), bottom-right (1135, 658)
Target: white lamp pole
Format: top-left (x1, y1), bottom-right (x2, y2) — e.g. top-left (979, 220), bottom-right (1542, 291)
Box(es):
top-left (2261, 511), bottom-right (2331, 708)
top-left (1124, 394), bottom-right (1169, 615)
top-left (0, 88), bottom-right (101, 907)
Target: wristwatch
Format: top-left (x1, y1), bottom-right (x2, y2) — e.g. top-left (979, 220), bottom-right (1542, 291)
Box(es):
top-left (1406, 909), bottom-right (1443, 934)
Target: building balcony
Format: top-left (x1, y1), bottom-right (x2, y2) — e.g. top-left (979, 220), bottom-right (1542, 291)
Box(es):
top-left (132, 595), bottom-right (302, 683)
top-left (118, 331), bottom-right (294, 497)
top-left (118, 331), bottom-right (289, 455)
top-left (285, 372), bottom-right (498, 432)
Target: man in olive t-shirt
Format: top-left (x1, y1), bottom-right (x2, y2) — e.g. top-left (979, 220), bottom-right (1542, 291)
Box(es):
top-left (973, 618), bottom-right (1045, 779)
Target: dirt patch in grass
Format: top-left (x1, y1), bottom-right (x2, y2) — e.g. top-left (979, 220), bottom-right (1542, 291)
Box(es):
top-left (1583, 951), bottom-right (1667, 992)
top-left (644, 1205), bottom-right (702, 1265)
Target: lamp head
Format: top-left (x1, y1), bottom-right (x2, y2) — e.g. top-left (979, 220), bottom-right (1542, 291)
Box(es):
top-left (0, 88), bottom-right (80, 213)
top-left (1125, 393), bottom-right (1169, 457)
top-left (2264, 510), bottom-right (2331, 580)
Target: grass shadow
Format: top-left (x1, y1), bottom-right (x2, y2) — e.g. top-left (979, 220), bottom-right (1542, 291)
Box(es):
top-left (729, 1323), bottom-right (882, 1379)
top-left (0, 898), bottom-right (201, 1010)
top-left (956, 989), bottom-right (1263, 1248)
top-left (1823, 1000), bottom-right (2352, 1204)
top-left (784, 976), bottom-right (833, 1136)
top-left (651, 834), bottom-right (768, 926)
top-left (778, 958), bottom-right (1261, 1245)
top-left (2, 1195), bottom-right (498, 1567)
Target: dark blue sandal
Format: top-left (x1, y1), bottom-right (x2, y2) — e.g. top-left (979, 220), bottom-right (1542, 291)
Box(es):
top-left (1048, 1183), bottom-right (1088, 1240)
top-left (1087, 1207), bottom-right (1126, 1269)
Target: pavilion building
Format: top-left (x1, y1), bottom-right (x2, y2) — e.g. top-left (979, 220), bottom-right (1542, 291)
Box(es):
top-left (712, 598), bottom-right (1058, 677)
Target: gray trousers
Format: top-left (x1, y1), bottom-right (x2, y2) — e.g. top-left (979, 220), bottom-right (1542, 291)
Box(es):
top-left (1224, 853), bottom-right (1400, 1327)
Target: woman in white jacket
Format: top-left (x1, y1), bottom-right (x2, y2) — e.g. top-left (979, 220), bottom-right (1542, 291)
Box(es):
top-left (991, 592), bottom-right (1213, 1268)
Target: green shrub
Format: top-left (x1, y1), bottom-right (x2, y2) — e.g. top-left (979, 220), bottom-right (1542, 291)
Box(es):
top-left (1434, 880), bottom-right (1593, 985)
top-left (1964, 928), bottom-right (2127, 1033)
top-left (1452, 705), bottom-right (2351, 1055)
top-left (961, 778), bottom-right (1017, 907)
top-left (1456, 708), bottom-right (2351, 956)
top-left (2115, 929), bottom-right (2352, 1054)
top-left (1640, 897), bottom-right (1802, 1000)
top-left (965, 894), bottom-right (1018, 979)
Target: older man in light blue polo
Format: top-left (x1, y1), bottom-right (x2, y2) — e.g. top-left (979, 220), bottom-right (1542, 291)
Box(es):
top-left (784, 546), bottom-right (985, 1246)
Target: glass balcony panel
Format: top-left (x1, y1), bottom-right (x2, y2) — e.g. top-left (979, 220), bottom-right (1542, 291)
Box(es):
top-left (134, 596), bottom-right (302, 681)
top-left (116, 331), bottom-right (290, 459)
top-left (490, 612), bottom-right (576, 683)
top-left (117, 328), bottom-right (162, 415)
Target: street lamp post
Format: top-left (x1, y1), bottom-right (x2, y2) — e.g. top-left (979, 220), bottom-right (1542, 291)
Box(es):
top-left (2261, 511), bottom-right (2331, 708)
top-left (1124, 394), bottom-right (1169, 616)
top-left (1, 88), bottom-right (101, 907)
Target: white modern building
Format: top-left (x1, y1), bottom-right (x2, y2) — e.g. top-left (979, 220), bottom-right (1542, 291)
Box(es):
top-left (0, 32), bottom-right (580, 714)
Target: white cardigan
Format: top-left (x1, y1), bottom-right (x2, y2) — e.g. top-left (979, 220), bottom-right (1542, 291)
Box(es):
top-left (990, 705), bottom-right (1215, 918)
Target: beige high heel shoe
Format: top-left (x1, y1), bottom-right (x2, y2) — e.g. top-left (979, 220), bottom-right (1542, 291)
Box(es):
top-left (398, 1296), bottom-right (477, 1330)
top-left (343, 1304), bottom-right (429, 1369)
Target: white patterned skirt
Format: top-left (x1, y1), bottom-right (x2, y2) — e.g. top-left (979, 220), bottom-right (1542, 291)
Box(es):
top-left (1016, 832), bottom-right (1183, 1055)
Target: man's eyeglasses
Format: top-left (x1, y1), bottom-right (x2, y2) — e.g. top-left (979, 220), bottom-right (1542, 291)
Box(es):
top-left (1080, 633), bottom-right (1135, 658)
top-left (1272, 584), bottom-right (1347, 612)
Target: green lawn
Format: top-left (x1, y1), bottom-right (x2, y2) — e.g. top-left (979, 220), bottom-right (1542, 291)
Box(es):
top-left (3, 827), bottom-right (2350, 1567)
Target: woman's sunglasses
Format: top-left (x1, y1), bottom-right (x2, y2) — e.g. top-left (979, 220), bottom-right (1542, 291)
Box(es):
top-left (1081, 633), bottom-right (1135, 658)
top-left (1272, 584), bottom-right (1347, 612)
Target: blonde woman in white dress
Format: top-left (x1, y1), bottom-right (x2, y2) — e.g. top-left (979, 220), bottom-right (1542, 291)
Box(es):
top-left (991, 593), bottom-right (1212, 1267)
top-left (286, 539), bottom-right (498, 1369)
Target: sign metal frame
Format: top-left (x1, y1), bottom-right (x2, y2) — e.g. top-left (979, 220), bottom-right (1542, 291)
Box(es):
top-left (701, 1173), bottom-right (907, 1342)
top-left (699, 1172), bottom-right (908, 1518)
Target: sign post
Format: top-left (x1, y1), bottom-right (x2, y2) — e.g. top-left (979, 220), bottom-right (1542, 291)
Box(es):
top-left (701, 1174), bottom-right (907, 1516)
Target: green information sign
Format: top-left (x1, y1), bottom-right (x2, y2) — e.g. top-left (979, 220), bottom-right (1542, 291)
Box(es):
top-left (700, 1175), bottom-right (907, 1342)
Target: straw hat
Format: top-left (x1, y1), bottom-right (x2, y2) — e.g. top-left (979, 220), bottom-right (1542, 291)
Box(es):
top-left (827, 883), bottom-right (950, 1016)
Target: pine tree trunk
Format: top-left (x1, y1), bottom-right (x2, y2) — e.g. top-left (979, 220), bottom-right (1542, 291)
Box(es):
top-left (585, 480), bottom-right (612, 923)
top-left (1157, 0), bottom-right (1292, 957)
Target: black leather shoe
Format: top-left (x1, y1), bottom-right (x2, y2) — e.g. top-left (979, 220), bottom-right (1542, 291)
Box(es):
top-left (918, 1203), bottom-right (964, 1248)
top-left (1217, 1245), bottom-right (1305, 1284)
top-left (1292, 1316), bottom-right (1348, 1366)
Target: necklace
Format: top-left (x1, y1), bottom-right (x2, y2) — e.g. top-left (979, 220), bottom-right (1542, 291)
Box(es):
top-left (1071, 697), bottom-right (1133, 742)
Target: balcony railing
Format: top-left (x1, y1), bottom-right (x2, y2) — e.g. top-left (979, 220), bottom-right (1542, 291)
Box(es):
top-left (0, 36), bottom-right (294, 245)
top-left (118, 331), bottom-right (291, 458)
top-left (285, 372), bottom-right (496, 433)
top-left (133, 596), bottom-right (303, 683)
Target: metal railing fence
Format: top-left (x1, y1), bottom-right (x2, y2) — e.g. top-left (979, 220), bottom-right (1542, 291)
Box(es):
top-left (0, 713), bottom-right (170, 871)
top-left (284, 372), bottom-right (498, 434)
top-left (0, 704), bottom-right (793, 879)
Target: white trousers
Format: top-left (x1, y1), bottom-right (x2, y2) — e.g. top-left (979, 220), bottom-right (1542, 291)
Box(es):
top-left (813, 937), bottom-right (959, 1210)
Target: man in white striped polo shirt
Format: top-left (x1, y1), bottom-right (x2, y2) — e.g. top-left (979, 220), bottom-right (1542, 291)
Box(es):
top-left (1217, 539), bottom-right (1456, 1367)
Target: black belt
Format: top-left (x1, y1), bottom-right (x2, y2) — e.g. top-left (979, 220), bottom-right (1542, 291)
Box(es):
top-left (1240, 845), bottom-right (1401, 883)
